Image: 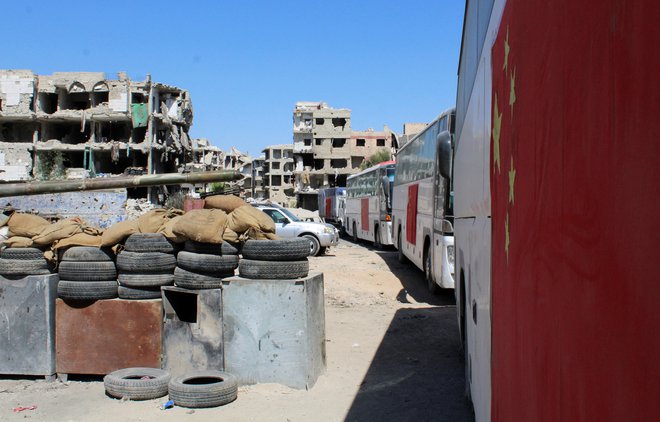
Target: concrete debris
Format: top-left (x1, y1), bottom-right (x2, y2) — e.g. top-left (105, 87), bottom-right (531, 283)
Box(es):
top-left (125, 198), bottom-right (157, 220)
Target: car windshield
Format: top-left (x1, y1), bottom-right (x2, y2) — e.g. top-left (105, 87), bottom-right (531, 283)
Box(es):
top-left (278, 207), bottom-right (300, 222)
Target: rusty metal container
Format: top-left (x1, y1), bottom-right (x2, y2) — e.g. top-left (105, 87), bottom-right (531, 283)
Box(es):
top-left (183, 196), bottom-right (205, 212)
top-left (55, 298), bottom-right (161, 376)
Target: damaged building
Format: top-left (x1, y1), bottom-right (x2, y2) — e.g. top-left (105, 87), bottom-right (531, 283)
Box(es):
top-left (0, 70), bottom-right (194, 199)
top-left (292, 102), bottom-right (397, 210)
top-left (262, 144), bottom-right (295, 206)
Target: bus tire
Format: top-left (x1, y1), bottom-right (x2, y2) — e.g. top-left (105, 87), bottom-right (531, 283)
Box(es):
top-left (352, 223), bottom-right (358, 243)
top-left (424, 245), bottom-right (440, 294)
top-left (397, 229), bottom-right (407, 264)
top-left (373, 226), bottom-right (381, 250)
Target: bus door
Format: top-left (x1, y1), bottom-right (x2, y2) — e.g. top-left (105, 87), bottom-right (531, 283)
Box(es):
top-left (406, 184), bottom-right (418, 245)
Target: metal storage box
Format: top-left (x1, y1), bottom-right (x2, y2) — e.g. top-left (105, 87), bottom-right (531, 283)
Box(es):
top-left (0, 274), bottom-right (58, 378)
top-left (221, 272), bottom-right (326, 389)
top-left (161, 286), bottom-right (224, 377)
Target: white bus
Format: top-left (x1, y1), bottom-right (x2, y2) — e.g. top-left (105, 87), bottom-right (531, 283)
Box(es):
top-left (392, 108), bottom-right (455, 293)
top-left (317, 187), bottom-right (346, 230)
top-left (345, 161), bottom-right (395, 248)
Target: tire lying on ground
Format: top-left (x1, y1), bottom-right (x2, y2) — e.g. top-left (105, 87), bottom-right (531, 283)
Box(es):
top-left (124, 233), bottom-right (174, 253)
top-left (174, 266), bottom-right (231, 290)
top-left (0, 258), bottom-right (49, 276)
top-left (177, 251), bottom-right (239, 274)
top-left (104, 367), bottom-right (170, 400)
top-left (168, 371), bottom-right (238, 408)
top-left (183, 241), bottom-right (239, 256)
top-left (57, 280), bottom-right (118, 300)
top-left (0, 247), bottom-right (44, 261)
top-left (116, 251), bottom-right (176, 273)
top-left (238, 259), bottom-right (309, 280)
top-left (118, 286), bottom-right (162, 300)
top-left (241, 238), bottom-right (310, 261)
top-left (61, 246), bottom-right (113, 262)
top-left (117, 272), bottom-right (175, 288)
top-left (58, 261), bottom-right (117, 281)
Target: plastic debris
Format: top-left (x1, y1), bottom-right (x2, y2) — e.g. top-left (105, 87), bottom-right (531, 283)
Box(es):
top-left (160, 400), bottom-right (174, 410)
top-left (13, 405), bottom-right (37, 412)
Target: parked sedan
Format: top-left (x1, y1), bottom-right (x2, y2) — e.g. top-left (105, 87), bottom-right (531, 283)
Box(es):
top-left (253, 204), bottom-right (339, 256)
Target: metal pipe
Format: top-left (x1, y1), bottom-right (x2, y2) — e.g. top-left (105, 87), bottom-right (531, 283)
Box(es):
top-left (0, 170), bottom-right (243, 197)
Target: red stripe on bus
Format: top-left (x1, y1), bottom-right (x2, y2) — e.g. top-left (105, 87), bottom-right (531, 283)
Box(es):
top-left (406, 184), bottom-right (418, 245)
top-left (361, 198), bottom-right (369, 231)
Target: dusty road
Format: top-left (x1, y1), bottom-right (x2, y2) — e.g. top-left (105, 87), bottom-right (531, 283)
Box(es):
top-left (0, 239), bottom-right (474, 422)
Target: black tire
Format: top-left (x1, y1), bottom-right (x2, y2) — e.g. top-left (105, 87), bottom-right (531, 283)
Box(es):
top-left (1, 247), bottom-right (44, 260)
top-left (124, 233), bottom-right (174, 253)
top-left (177, 251), bottom-right (239, 273)
top-left (0, 258), bottom-right (49, 275)
top-left (373, 228), bottom-right (381, 250)
top-left (118, 272), bottom-right (175, 287)
top-left (58, 280), bottom-right (118, 300)
top-left (241, 238), bottom-right (310, 261)
top-left (183, 241), bottom-right (238, 255)
top-left (425, 246), bottom-right (441, 294)
top-left (58, 261), bottom-right (117, 281)
top-left (238, 259), bottom-right (308, 280)
top-left (352, 222), bottom-right (358, 243)
top-left (318, 246), bottom-right (328, 255)
top-left (61, 246), bottom-right (113, 262)
top-left (302, 234), bottom-right (321, 257)
top-left (397, 230), bottom-right (408, 264)
top-left (168, 371), bottom-right (238, 408)
top-left (174, 266), bottom-right (231, 289)
top-left (116, 251), bottom-right (176, 273)
top-left (104, 367), bottom-right (170, 400)
top-left (118, 286), bottom-right (162, 300)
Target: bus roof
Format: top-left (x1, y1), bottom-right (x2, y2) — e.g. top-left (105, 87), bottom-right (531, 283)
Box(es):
top-left (395, 107), bottom-right (456, 155)
top-left (347, 160), bottom-right (396, 181)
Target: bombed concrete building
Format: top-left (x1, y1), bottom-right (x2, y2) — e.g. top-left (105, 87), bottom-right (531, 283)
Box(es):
top-left (0, 70), bottom-right (194, 198)
top-left (262, 144), bottom-right (295, 206)
top-left (292, 101), bottom-right (396, 210)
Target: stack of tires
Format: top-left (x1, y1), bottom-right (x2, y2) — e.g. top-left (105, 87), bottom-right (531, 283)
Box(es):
top-left (58, 247), bottom-right (117, 301)
top-left (174, 241), bottom-right (239, 289)
top-left (238, 238), bottom-right (310, 280)
top-left (0, 247), bottom-right (50, 277)
top-left (116, 233), bottom-right (176, 300)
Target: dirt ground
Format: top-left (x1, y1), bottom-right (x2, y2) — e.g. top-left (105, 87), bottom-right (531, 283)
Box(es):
top-left (0, 239), bottom-right (474, 422)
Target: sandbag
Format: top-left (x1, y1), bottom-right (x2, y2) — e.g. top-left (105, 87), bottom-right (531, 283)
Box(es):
top-left (101, 220), bottom-right (139, 247)
top-left (7, 213), bottom-right (50, 238)
top-left (226, 205), bottom-right (276, 235)
top-left (137, 208), bottom-right (184, 233)
top-left (32, 217), bottom-right (90, 246)
top-left (173, 209), bottom-right (227, 244)
top-left (158, 215), bottom-right (186, 243)
top-left (222, 228), bottom-right (240, 244)
top-left (2, 236), bottom-right (34, 248)
top-left (204, 195), bottom-right (247, 213)
top-left (54, 233), bottom-right (103, 250)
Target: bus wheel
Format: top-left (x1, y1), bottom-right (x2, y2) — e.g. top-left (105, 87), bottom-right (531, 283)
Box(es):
top-left (374, 228), bottom-right (381, 250)
top-left (397, 230), bottom-right (407, 264)
top-left (352, 223), bottom-right (358, 243)
top-left (425, 246), bottom-right (440, 294)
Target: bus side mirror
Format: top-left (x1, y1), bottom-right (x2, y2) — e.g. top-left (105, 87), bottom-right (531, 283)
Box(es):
top-left (437, 131), bottom-right (452, 179)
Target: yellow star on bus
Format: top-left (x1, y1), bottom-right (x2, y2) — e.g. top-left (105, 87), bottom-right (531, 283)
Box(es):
top-left (493, 94), bottom-right (502, 174)
top-left (503, 27), bottom-right (510, 74)
top-left (505, 212), bottom-right (510, 261)
top-left (508, 156), bottom-right (516, 204)
top-left (509, 67), bottom-right (517, 118)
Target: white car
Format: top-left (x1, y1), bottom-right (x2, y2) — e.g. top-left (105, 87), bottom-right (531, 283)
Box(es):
top-left (254, 204), bottom-right (339, 256)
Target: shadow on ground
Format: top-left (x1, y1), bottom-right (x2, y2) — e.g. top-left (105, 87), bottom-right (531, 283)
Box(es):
top-left (343, 307), bottom-right (474, 422)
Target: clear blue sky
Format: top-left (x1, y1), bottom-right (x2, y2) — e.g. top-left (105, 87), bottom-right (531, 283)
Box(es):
top-left (3, 0), bottom-right (465, 157)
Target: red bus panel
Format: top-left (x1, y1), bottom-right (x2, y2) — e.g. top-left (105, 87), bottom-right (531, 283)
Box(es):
top-left (325, 198), bottom-right (332, 219)
top-left (361, 198), bottom-right (369, 231)
top-left (406, 184), bottom-right (418, 245)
